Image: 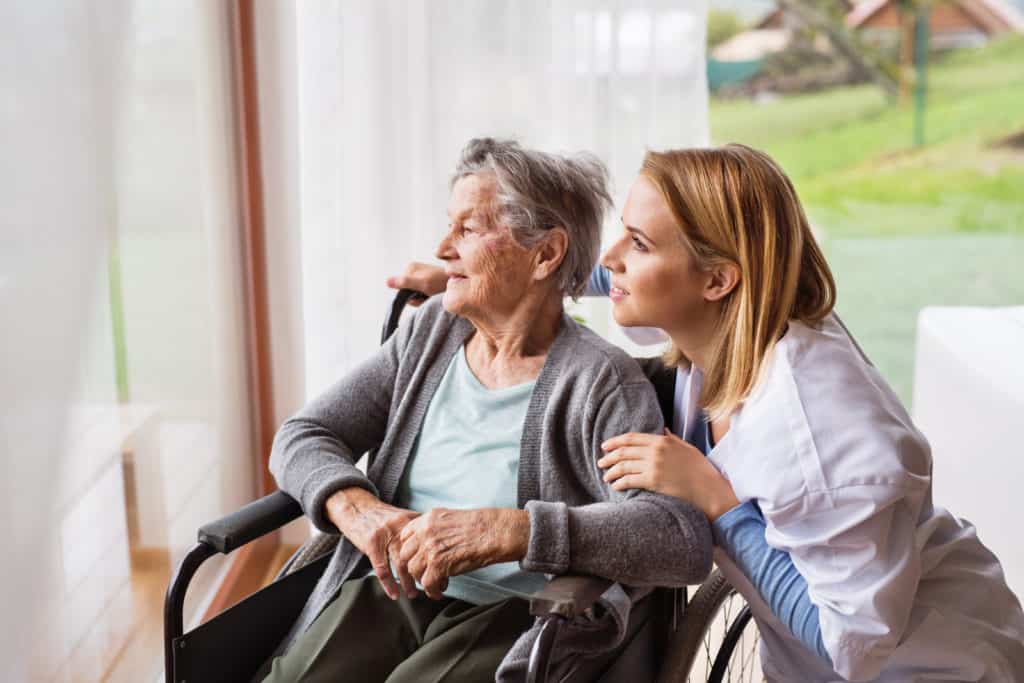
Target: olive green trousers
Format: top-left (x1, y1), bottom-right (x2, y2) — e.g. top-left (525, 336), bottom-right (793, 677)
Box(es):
top-left (258, 575), bottom-right (534, 683)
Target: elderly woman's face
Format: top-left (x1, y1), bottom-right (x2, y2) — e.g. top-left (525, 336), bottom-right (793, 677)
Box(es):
top-left (436, 174), bottom-right (536, 321)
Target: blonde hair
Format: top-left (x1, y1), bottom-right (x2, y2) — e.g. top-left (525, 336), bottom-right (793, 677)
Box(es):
top-left (641, 144), bottom-right (836, 420)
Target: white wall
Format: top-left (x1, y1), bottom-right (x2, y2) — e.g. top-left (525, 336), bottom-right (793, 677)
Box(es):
top-left (913, 306), bottom-right (1024, 601)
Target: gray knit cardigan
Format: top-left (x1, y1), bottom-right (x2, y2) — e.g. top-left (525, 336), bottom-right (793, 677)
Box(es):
top-left (269, 296), bottom-right (713, 679)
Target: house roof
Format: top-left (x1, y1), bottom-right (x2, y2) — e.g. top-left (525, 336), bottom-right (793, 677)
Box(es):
top-left (754, 8), bottom-right (784, 30)
top-left (847, 0), bottom-right (1024, 32)
top-left (756, 1), bottom-right (856, 29)
top-left (845, 0), bottom-right (888, 28)
top-left (974, 0), bottom-right (1024, 31)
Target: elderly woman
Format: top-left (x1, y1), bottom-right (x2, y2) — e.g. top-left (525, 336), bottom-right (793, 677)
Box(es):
top-left (258, 138), bottom-right (712, 683)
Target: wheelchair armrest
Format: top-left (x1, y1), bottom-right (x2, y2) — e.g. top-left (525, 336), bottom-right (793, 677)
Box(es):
top-left (529, 574), bottom-right (614, 619)
top-left (197, 490), bottom-right (303, 554)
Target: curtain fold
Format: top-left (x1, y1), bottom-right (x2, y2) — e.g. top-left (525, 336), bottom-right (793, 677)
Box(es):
top-left (295, 0), bottom-right (710, 397)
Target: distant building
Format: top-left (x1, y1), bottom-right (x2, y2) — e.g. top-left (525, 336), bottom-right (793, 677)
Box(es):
top-left (847, 0), bottom-right (1024, 49)
top-left (743, 1), bottom-right (1022, 52)
top-left (707, 0), bottom-right (1024, 93)
top-left (712, 28), bottom-right (793, 61)
top-left (755, 1), bottom-right (855, 30)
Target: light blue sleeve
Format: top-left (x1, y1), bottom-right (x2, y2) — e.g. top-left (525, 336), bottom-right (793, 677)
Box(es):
top-left (713, 500), bottom-right (832, 664)
top-left (585, 264), bottom-right (611, 296)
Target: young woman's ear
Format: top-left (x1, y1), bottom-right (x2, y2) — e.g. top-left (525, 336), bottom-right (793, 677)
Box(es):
top-left (704, 262), bottom-right (740, 302)
top-left (534, 228), bottom-right (569, 281)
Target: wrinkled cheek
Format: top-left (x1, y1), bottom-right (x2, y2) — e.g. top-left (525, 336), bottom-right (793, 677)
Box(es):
top-left (470, 237), bottom-right (528, 303)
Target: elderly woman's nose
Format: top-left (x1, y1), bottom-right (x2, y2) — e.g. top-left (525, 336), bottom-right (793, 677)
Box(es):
top-left (435, 229), bottom-right (456, 260)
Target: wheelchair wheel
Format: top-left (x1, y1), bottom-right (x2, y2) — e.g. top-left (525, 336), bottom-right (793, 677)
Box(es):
top-left (705, 603), bottom-right (760, 683)
top-left (670, 569), bottom-right (765, 683)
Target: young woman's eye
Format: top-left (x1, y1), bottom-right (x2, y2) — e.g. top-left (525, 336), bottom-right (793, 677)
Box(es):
top-left (631, 235), bottom-right (648, 251)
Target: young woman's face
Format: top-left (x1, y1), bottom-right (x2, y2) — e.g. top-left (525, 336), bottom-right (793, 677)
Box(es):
top-left (600, 176), bottom-right (710, 333)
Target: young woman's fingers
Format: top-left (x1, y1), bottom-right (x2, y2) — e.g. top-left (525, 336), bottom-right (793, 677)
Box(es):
top-left (664, 427), bottom-right (689, 443)
top-left (602, 460), bottom-right (647, 484)
top-left (610, 473), bottom-right (649, 492)
top-left (597, 446), bottom-right (651, 469)
top-left (601, 432), bottom-right (658, 453)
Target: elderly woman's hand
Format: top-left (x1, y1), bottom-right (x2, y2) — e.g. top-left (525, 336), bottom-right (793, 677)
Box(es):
top-left (326, 487), bottom-right (421, 600)
top-left (396, 508), bottom-right (530, 600)
top-left (386, 261), bottom-right (448, 302)
top-left (599, 429), bottom-right (740, 522)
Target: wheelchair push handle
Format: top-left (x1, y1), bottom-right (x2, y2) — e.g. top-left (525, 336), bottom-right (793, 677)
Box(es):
top-left (198, 490), bottom-right (303, 555)
top-left (381, 288), bottom-right (428, 344)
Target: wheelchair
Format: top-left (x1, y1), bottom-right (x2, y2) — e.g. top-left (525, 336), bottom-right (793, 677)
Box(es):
top-left (164, 289), bottom-right (763, 683)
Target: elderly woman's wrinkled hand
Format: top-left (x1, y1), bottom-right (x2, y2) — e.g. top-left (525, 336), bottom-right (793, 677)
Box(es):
top-left (396, 508), bottom-right (530, 600)
top-left (326, 487), bottom-right (421, 600)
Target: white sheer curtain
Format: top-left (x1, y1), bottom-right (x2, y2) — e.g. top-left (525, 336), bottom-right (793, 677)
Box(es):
top-left (3, 2), bottom-right (254, 678)
top-left (0, 3), bottom-right (127, 679)
top-left (287, 0), bottom-right (709, 398)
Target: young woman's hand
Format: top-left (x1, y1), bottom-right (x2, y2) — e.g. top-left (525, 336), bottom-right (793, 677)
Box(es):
top-left (396, 508), bottom-right (530, 600)
top-left (598, 429), bottom-right (740, 521)
top-left (386, 261), bottom-right (448, 302)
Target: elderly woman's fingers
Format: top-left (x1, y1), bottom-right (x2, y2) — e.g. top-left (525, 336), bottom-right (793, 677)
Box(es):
top-left (367, 543), bottom-right (401, 600)
top-left (601, 431), bottom-right (660, 453)
top-left (419, 565), bottom-right (449, 600)
top-left (389, 537), bottom-right (419, 599)
top-left (405, 541), bottom-right (430, 582)
top-left (398, 516), bottom-right (423, 546)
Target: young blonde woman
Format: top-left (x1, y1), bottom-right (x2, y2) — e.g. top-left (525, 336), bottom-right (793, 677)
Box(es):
top-left (389, 143), bottom-right (1024, 681)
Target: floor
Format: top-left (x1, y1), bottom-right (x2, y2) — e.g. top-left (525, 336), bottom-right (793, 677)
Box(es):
top-left (99, 544), bottom-right (298, 683)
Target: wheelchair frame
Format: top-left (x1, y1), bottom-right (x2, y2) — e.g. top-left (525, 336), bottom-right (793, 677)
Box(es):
top-left (164, 289), bottom-right (759, 683)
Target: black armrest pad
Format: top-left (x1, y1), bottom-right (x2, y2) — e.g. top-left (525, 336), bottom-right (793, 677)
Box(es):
top-left (198, 490), bottom-right (304, 554)
top-left (529, 574), bottom-right (614, 618)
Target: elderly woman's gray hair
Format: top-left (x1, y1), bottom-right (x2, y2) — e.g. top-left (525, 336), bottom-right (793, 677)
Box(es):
top-left (451, 138), bottom-right (612, 299)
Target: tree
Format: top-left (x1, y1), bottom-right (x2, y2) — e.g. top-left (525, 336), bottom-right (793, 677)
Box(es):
top-left (777, 0), bottom-right (900, 98)
top-left (707, 9), bottom-right (746, 49)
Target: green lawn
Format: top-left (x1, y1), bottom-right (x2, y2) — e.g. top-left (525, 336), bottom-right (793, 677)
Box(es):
top-left (825, 234), bottom-right (1024, 402)
top-left (708, 36), bottom-right (1024, 405)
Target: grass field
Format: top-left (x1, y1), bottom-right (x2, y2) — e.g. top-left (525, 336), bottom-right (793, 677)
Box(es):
top-left (708, 36), bottom-right (1024, 404)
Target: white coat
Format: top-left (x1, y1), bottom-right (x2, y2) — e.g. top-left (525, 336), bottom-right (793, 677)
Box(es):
top-left (672, 313), bottom-right (1024, 682)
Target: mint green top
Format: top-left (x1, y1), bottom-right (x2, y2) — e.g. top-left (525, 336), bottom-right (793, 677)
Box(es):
top-left (394, 346), bottom-right (548, 604)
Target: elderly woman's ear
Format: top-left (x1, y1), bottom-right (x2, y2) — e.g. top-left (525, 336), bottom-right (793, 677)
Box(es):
top-left (532, 227), bottom-right (569, 284)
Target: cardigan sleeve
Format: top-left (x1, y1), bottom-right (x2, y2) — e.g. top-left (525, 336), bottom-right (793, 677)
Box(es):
top-left (268, 299), bottom-right (425, 533)
top-left (522, 379), bottom-right (713, 587)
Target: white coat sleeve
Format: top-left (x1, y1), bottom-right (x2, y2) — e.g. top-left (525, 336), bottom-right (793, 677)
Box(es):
top-left (764, 479), bottom-right (929, 681)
